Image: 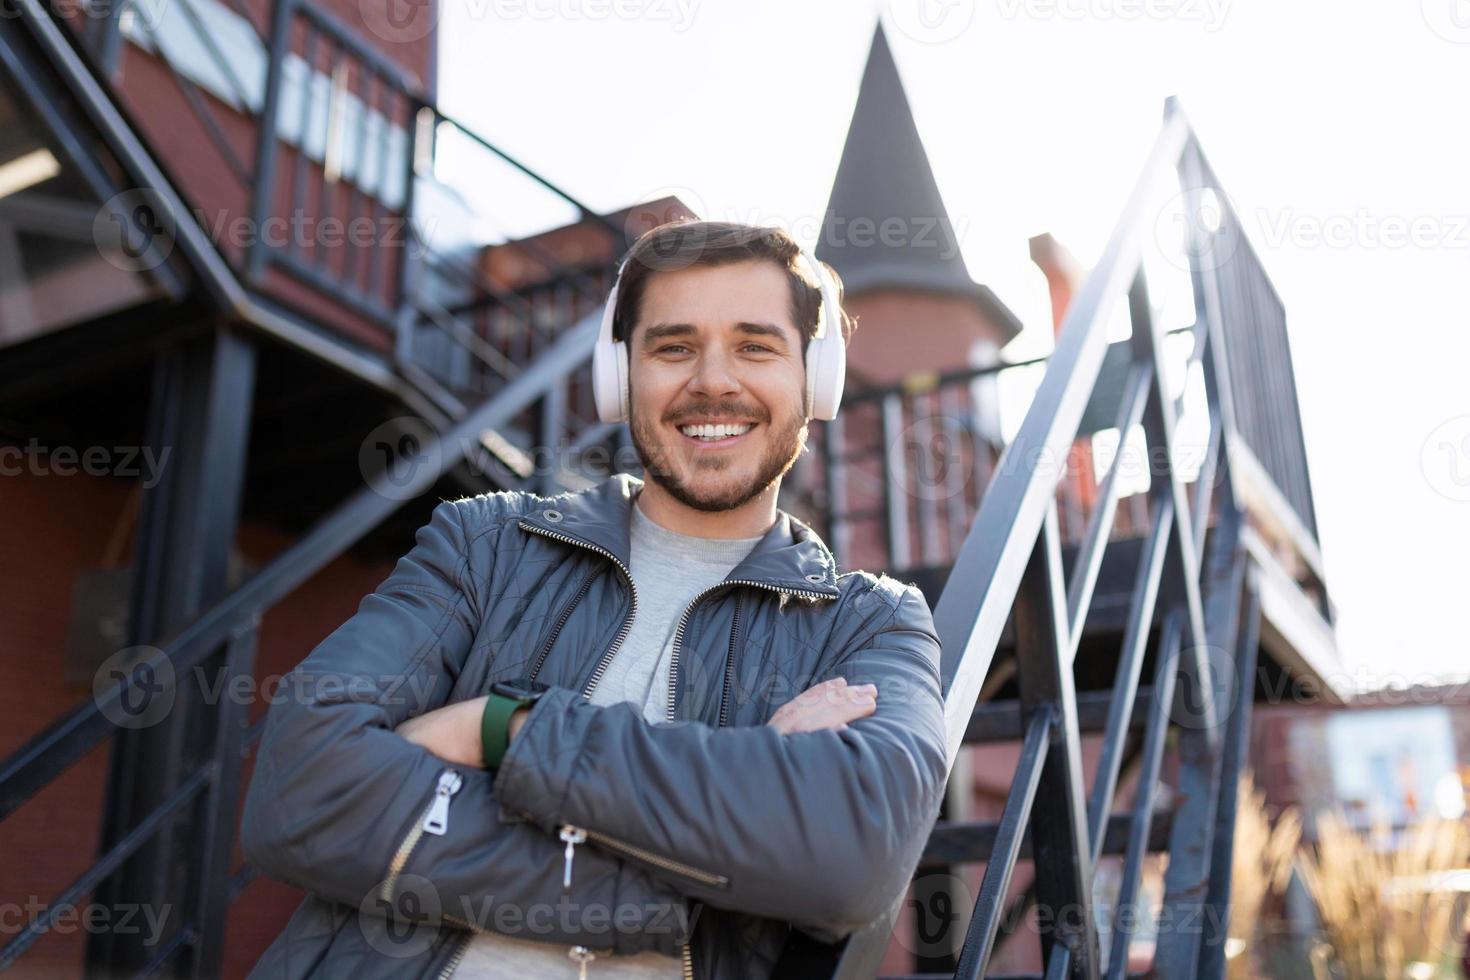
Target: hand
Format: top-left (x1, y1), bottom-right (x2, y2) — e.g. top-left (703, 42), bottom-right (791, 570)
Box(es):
top-left (397, 696), bottom-right (488, 768)
top-left (767, 677), bottom-right (877, 735)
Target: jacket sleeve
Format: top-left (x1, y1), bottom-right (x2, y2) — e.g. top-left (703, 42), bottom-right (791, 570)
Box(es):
top-left (239, 499), bottom-right (693, 956)
top-left (491, 582), bottom-right (949, 938)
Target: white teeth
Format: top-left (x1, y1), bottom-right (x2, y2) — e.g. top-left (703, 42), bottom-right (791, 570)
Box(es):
top-left (678, 423), bottom-right (753, 441)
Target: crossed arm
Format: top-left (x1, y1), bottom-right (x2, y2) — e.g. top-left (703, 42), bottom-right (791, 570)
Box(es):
top-left (395, 674), bottom-right (881, 767)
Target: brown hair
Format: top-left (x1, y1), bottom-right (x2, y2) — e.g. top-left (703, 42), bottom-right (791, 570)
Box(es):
top-left (611, 220), bottom-right (857, 358)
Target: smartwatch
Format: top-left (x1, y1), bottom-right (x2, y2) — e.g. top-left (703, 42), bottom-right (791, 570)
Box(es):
top-left (482, 679), bottom-right (551, 771)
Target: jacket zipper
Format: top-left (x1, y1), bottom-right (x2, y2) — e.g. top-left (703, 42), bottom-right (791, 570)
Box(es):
top-left (435, 926), bottom-right (473, 979)
top-left (557, 821), bottom-right (731, 888)
top-left (717, 594), bottom-right (742, 729)
top-left (667, 580), bottom-right (829, 724)
top-left (382, 768), bottom-right (463, 904)
top-left (516, 519), bottom-right (831, 980)
top-left (517, 520), bottom-right (638, 700)
top-left (527, 569), bottom-right (596, 683)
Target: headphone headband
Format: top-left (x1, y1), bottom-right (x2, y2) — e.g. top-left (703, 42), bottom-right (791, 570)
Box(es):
top-left (592, 239), bottom-right (847, 424)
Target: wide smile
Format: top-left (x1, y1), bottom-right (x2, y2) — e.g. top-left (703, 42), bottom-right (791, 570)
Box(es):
top-left (675, 421), bottom-right (758, 450)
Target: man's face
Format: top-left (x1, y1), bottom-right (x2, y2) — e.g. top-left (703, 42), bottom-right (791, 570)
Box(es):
top-left (627, 259), bottom-right (809, 513)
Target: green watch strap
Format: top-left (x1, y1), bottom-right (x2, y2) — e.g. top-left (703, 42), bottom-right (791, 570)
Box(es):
top-left (481, 692), bottom-right (527, 771)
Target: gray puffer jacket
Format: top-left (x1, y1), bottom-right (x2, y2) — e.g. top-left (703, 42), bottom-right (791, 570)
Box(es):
top-left (240, 473), bottom-right (947, 980)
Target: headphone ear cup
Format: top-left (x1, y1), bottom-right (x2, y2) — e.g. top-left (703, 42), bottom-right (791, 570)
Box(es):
top-left (617, 341), bottom-right (630, 422)
top-left (806, 328), bottom-right (846, 421)
top-left (593, 279), bottom-right (628, 424)
top-left (798, 250), bottom-right (847, 422)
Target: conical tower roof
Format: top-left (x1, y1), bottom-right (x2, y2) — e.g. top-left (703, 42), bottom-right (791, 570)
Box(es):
top-left (817, 23), bottom-right (1021, 341)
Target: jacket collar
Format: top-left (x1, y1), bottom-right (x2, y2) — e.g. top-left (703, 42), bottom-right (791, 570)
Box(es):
top-left (516, 473), bottom-right (842, 599)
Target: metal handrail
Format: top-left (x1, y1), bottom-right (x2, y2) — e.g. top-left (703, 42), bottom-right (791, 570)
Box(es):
top-left (830, 97), bottom-right (1272, 980)
top-left (91, 0), bottom-right (624, 404)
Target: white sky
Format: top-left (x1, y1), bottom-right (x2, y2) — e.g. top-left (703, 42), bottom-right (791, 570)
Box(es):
top-left (434, 0), bottom-right (1470, 688)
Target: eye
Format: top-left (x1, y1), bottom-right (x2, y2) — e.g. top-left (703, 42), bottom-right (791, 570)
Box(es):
top-left (741, 344), bottom-right (774, 354)
top-left (656, 344), bottom-right (692, 354)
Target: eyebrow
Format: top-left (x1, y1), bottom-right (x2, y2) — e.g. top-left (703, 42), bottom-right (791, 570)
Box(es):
top-left (640, 321), bottom-right (793, 348)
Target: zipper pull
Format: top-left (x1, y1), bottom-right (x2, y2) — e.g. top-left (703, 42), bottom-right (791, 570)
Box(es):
top-left (559, 824), bottom-right (587, 890)
top-left (422, 769), bottom-right (463, 836)
top-left (568, 945), bottom-right (595, 980)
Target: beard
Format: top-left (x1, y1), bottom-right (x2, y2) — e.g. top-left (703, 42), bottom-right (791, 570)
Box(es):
top-left (630, 397), bottom-right (809, 513)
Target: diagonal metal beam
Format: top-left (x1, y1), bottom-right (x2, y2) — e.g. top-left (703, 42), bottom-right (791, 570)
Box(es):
top-left (1013, 505), bottom-right (1101, 980)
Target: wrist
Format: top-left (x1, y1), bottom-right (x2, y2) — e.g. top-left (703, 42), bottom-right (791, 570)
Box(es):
top-left (481, 680), bottom-right (551, 771)
top-left (507, 706), bottom-right (529, 742)
top-left (480, 693), bottom-right (521, 771)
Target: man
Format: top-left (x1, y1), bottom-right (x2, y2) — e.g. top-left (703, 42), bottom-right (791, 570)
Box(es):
top-left (241, 221), bottom-right (948, 979)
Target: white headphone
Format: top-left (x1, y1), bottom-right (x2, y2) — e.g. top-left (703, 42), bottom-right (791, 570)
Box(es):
top-left (592, 246), bottom-right (847, 424)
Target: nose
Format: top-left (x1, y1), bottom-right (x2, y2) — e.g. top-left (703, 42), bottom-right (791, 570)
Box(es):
top-left (686, 347), bottom-right (741, 399)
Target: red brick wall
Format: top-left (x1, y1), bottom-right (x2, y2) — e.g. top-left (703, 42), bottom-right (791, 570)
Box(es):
top-left (56, 0), bottom-right (440, 353)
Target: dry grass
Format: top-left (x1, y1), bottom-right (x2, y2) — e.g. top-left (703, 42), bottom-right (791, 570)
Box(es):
top-left (1296, 810), bottom-right (1470, 980)
top-left (1227, 771), bottom-right (1301, 979)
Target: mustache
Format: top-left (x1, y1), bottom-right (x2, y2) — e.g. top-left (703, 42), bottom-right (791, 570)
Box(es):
top-left (666, 405), bottom-right (767, 424)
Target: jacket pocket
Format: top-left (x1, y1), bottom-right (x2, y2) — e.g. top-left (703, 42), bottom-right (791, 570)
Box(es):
top-left (558, 821), bottom-right (730, 891)
top-left (380, 768), bottom-right (464, 905)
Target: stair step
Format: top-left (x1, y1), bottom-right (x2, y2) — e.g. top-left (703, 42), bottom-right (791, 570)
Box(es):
top-left (964, 689), bottom-right (1153, 743)
top-left (918, 808), bottom-right (1173, 868)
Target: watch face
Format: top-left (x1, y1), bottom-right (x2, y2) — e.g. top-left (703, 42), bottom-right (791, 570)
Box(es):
top-left (491, 679), bottom-right (552, 701)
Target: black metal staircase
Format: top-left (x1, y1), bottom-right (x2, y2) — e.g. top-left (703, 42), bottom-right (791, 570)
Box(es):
top-left (819, 97), bottom-right (1298, 980)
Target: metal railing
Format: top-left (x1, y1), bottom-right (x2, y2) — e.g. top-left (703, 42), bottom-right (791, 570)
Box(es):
top-left (826, 98), bottom-right (1272, 979)
top-left (83, 0), bottom-right (628, 465)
